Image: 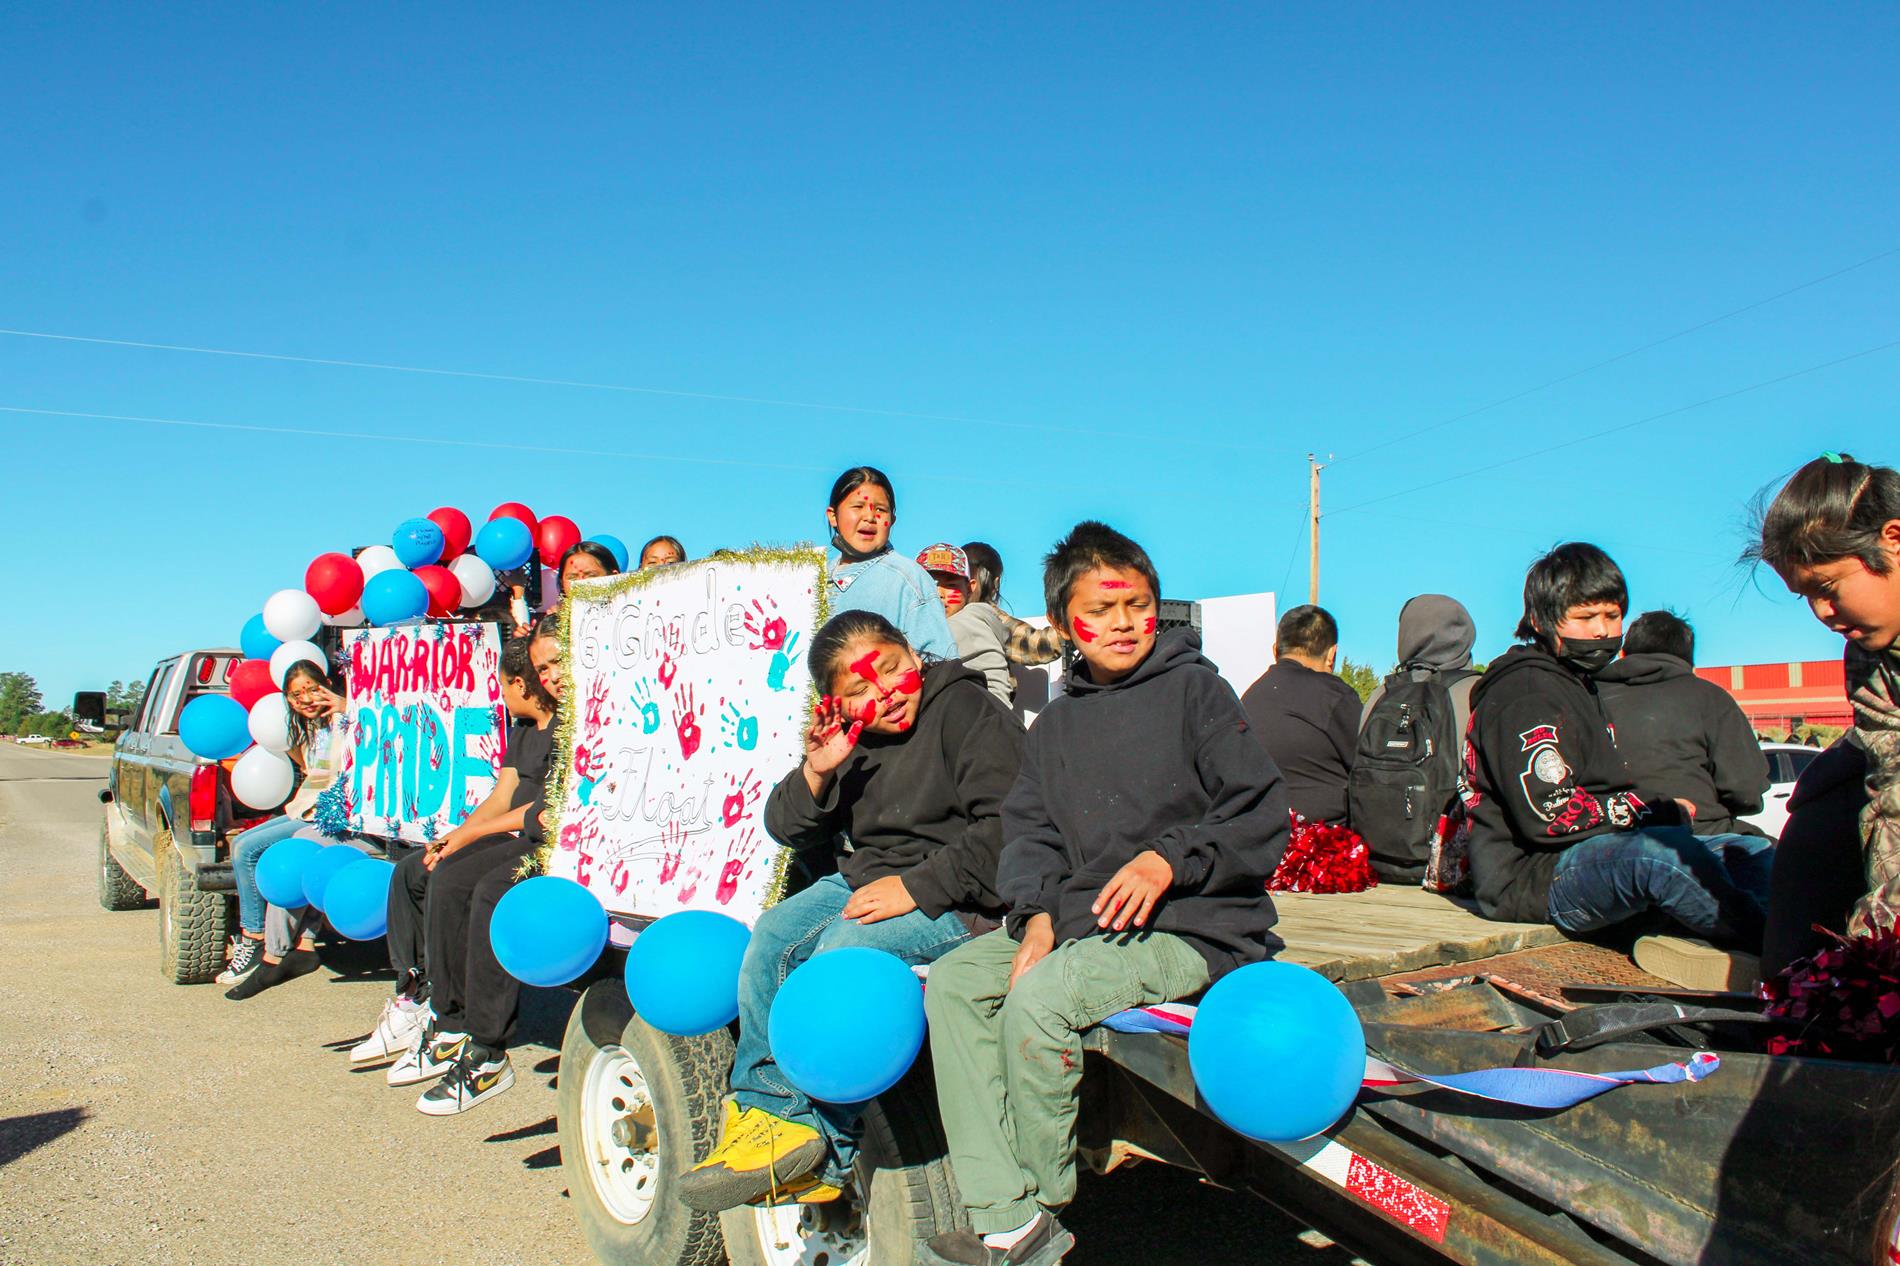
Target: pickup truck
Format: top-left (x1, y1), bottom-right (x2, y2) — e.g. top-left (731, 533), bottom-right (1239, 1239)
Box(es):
top-left (553, 882), bottom-right (1900, 1266)
top-left (97, 647), bottom-right (264, 983)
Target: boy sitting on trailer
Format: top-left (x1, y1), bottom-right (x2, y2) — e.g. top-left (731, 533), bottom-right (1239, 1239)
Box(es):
top-left (920, 521), bottom-right (1288, 1266)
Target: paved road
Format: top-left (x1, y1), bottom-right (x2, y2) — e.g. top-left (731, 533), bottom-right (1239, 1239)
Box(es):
top-left (0, 743), bottom-right (1368, 1266)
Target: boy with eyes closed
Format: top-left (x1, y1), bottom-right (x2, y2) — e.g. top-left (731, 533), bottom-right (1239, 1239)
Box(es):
top-left (919, 520), bottom-right (1288, 1266)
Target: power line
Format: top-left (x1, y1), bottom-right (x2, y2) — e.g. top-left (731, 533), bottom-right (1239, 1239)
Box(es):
top-left (1328, 245), bottom-right (1900, 468)
top-left (1327, 334), bottom-right (1900, 519)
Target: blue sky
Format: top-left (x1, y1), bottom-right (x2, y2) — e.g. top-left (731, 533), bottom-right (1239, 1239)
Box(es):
top-left (3, 4), bottom-right (1897, 706)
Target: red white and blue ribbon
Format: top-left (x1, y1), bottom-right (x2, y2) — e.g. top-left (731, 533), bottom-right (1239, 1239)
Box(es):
top-left (1101, 1002), bottom-right (1721, 1111)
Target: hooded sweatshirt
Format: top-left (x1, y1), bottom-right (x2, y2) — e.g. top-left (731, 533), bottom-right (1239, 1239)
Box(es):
top-left (764, 661), bottom-right (1023, 921)
top-left (1596, 652), bottom-right (1768, 837)
top-left (1362, 595), bottom-right (1479, 741)
top-left (998, 628), bottom-right (1288, 980)
top-left (1239, 657), bottom-right (1361, 823)
top-left (1464, 644), bottom-right (1684, 923)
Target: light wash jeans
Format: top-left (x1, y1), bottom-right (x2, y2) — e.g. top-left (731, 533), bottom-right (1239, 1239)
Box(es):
top-left (231, 815), bottom-right (364, 954)
top-left (729, 873), bottom-right (971, 1184)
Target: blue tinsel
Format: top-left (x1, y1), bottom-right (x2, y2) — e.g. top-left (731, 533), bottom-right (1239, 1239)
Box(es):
top-left (312, 784), bottom-right (352, 838)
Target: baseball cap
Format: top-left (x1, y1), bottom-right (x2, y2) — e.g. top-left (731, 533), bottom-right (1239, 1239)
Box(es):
top-left (915, 542), bottom-right (971, 580)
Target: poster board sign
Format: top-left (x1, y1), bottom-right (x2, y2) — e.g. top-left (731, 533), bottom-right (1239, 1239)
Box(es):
top-left (339, 623), bottom-right (508, 843)
top-left (542, 548), bottom-right (824, 926)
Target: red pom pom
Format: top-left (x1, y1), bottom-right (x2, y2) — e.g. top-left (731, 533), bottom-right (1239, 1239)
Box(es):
top-left (1269, 815), bottom-right (1378, 895)
top-left (1762, 926), bottom-right (1900, 1061)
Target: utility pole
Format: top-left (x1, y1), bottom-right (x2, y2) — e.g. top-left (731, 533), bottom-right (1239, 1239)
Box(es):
top-left (1307, 453), bottom-right (1323, 606)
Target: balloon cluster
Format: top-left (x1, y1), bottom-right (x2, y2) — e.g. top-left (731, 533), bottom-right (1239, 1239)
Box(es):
top-left (254, 836), bottom-right (395, 941)
top-left (184, 502), bottom-right (620, 811)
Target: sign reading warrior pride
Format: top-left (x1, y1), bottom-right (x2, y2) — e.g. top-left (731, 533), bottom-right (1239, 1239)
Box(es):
top-left (543, 548), bottom-right (824, 925)
top-left (340, 623), bottom-right (508, 843)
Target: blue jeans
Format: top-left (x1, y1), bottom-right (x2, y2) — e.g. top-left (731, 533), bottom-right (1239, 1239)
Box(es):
top-left (729, 872), bottom-right (972, 1184)
top-left (1546, 827), bottom-right (1775, 947)
top-left (232, 816), bottom-right (311, 934)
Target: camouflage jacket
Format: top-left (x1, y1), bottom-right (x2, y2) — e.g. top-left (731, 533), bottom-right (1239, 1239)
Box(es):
top-left (1848, 643), bottom-right (1900, 936)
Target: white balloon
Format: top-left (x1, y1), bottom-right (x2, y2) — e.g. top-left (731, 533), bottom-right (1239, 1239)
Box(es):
top-left (356, 545), bottom-right (402, 583)
top-left (232, 746), bottom-right (295, 810)
top-left (262, 588), bottom-right (321, 642)
top-left (269, 639), bottom-right (326, 686)
top-left (247, 694), bottom-right (294, 754)
top-left (450, 553), bottom-right (498, 607)
top-left (322, 605), bottom-right (365, 627)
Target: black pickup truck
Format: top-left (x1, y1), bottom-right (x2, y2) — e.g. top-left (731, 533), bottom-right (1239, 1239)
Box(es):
top-left (96, 647), bottom-right (264, 983)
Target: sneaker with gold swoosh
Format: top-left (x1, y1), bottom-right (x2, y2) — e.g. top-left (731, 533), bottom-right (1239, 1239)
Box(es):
top-left (416, 1044), bottom-right (515, 1116)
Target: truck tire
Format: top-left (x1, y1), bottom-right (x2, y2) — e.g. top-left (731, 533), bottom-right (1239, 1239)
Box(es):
top-left (98, 816), bottom-right (147, 910)
top-left (557, 981), bottom-right (731, 1266)
top-left (721, 1055), bottom-right (967, 1266)
top-left (156, 827), bottom-right (226, 984)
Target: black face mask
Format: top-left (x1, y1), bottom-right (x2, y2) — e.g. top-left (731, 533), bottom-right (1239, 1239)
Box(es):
top-left (1558, 635), bottom-right (1622, 676)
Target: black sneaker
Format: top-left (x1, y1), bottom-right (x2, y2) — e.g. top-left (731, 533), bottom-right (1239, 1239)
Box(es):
top-left (223, 948), bottom-right (319, 1000)
top-left (920, 1214), bottom-right (1074, 1266)
top-left (416, 1044), bottom-right (515, 1116)
top-left (215, 936), bottom-right (264, 985)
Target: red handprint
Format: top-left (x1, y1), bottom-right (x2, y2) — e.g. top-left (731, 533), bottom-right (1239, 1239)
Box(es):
top-left (721, 768), bottom-right (762, 827)
top-left (583, 672), bottom-right (613, 733)
top-left (677, 861), bottom-right (702, 904)
top-left (658, 819), bottom-right (688, 883)
top-left (673, 684), bottom-right (705, 760)
top-left (717, 828), bottom-right (765, 905)
top-left (742, 598), bottom-right (788, 651)
top-left (573, 741), bottom-right (606, 781)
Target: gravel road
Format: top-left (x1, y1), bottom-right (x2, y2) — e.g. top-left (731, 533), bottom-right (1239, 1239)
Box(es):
top-left (0, 742), bottom-right (1367, 1266)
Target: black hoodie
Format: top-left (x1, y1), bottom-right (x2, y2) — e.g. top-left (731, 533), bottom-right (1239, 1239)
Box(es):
top-left (1596, 652), bottom-right (1768, 837)
top-left (764, 662), bottom-right (1023, 921)
top-left (997, 628), bottom-right (1288, 980)
top-left (1464, 644), bottom-right (1685, 923)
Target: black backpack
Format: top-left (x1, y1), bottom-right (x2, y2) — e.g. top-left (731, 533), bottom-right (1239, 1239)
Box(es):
top-left (1349, 667), bottom-right (1475, 883)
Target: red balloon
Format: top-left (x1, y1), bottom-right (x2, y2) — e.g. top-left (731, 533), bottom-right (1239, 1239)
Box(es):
top-left (537, 515), bottom-right (582, 568)
top-left (229, 660), bottom-right (278, 711)
top-left (304, 551), bottom-right (366, 616)
top-left (427, 506), bottom-right (472, 563)
top-left (414, 565), bottom-right (462, 617)
top-left (489, 502), bottom-right (538, 538)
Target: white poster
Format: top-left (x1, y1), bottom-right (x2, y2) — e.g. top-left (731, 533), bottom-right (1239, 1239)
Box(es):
top-left (542, 549), bottom-right (824, 925)
top-left (339, 623), bottom-right (508, 844)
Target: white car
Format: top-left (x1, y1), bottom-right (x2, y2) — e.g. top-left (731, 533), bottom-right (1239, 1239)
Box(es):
top-left (1742, 741), bottom-right (1822, 840)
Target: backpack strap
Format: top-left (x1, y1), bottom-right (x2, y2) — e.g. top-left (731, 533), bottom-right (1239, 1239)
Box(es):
top-left (1514, 1001), bottom-right (1772, 1065)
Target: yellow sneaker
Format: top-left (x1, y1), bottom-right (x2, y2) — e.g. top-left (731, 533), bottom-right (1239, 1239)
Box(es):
top-left (750, 1173), bottom-right (844, 1206)
top-left (677, 1106), bottom-right (827, 1212)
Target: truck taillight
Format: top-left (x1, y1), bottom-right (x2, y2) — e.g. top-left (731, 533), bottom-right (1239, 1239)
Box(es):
top-left (189, 764), bottom-right (220, 834)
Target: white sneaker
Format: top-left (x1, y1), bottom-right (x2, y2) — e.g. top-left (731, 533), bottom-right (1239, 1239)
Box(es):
top-left (386, 1017), bottom-right (468, 1087)
top-left (416, 1047), bottom-right (514, 1116)
top-left (215, 936), bottom-right (264, 985)
top-left (351, 996), bottom-right (430, 1068)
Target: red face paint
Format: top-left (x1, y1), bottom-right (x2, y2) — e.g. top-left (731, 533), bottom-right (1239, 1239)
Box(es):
top-left (857, 697), bottom-right (879, 723)
top-left (847, 651), bottom-right (881, 686)
top-left (894, 669), bottom-right (922, 695)
top-left (1143, 617), bottom-right (1157, 634)
top-left (1099, 580), bottom-right (1132, 590)
top-left (1072, 619), bottom-right (1097, 643)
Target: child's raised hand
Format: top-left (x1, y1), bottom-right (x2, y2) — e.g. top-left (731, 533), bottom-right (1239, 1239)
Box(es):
top-left (803, 695), bottom-right (868, 779)
top-left (1092, 849), bottom-right (1174, 931)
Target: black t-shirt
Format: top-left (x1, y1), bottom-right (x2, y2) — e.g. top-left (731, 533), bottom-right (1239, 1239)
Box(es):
top-left (503, 721), bottom-right (556, 810)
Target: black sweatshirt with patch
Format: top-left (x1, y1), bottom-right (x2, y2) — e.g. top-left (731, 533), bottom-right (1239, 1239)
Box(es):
top-left (764, 662), bottom-right (1024, 920)
top-left (1597, 652), bottom-right (1769, 837)
top-left (998, 628), bottom-right (1288, 980)
top-left (1464, 645), bottom-right (1685, 923)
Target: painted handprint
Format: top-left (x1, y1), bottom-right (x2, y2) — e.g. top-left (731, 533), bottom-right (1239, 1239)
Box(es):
top-left (721, 767), bottom-right (762, 828)
top-left (658, 819), bottom-right (688, 883)
top-left (656, 618), bottom-right (687, 689)
top-left (583, 672), bottom-right (613, 733)
top-left (719, 702), bottom-right (759, 751)
top-left (631, 679), bottom-right (662, 735)
top-left (717, 827), bottom-right (765, 905)
top-left (766, 630), bottom-right (802, 692)
top-left (673, 684), bottom-right (705, 760)
top-left (742, 598), bottom-right (789, 651)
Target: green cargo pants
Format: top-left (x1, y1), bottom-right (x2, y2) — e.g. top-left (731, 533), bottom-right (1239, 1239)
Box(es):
top-left (924, 928), bottom-right (1210, 1233)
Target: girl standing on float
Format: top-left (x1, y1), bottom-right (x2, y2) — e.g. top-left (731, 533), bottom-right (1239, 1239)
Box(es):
top-left (822, 465), bottom-right (956, 659)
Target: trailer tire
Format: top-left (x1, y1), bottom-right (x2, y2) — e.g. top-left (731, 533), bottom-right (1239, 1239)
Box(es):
top-left (721, 1054), bottom-right (967, 1266)
top-left (98, 816), bottom-right (146, 910)
top-left (156, 827), bottom-right (225, 984)
top-left (558, 981), bottom-right (731, 1266)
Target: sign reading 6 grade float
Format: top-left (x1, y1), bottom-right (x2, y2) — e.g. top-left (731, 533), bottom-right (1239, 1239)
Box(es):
top-left (541, 548), bottom-right (825, 926)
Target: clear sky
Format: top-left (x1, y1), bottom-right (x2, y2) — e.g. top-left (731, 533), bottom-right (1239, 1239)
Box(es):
top-left (3, 4), bottom-right (1897, 706)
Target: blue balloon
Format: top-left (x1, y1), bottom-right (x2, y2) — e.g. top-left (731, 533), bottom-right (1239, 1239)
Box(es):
top-left (178, 694), bottom-right (251, 760)
top-left (769, 947), bottom-right (924, 1103)
top-left (624, 911), bottom-right (751, 1036)
top-left (256, 835), bottom-right (323, 909)
top-left (474, 516), bottom-right (535, 571)
top-left (589, 534), bottom-right (631, 572)
top-left (392, 517), bottom-right (446, 568)
top-left (240, 613), bottom-right (282, 662)
top-left (361, 569), bottom-right (429, 626)
top-left (1188, 961), bottom-right (1365, 1143)
top-left (301, 844), bottom-right (365, 911)
top-left (491, 876), bottom-right (609, 987)
top-left (324, 858), bottom-right (395, 941)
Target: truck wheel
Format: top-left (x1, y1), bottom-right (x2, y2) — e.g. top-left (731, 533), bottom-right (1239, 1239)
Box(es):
top-left (156, 827), bottom-right (226, 984)
top-left (98, 815), bottom-right (147, 910)
top-left (721, 1056), bottom-right (966, 1266)
top-left (557, 981), bottom-right (731, 1266)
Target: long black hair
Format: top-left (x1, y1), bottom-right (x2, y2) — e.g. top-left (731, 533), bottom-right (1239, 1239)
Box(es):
top-left (963, 541), bottom-right (1004, 606)
top-left (806, 609), bottom-right (913, 690)
top-left (280, 658), bottom-right (343, 754)
top-left (556, 541), bottom-right (621, 593)
top-left (1514, 542), bottom-right (1627, 649)
top-left (828, 466), bottom-right (896, 514)
top-left (1747, 453), bottom-right (1900, 576)
top-left (501, 634), bottom-right (556, 711)
top-left (639, 535), bottom-right (687, 567)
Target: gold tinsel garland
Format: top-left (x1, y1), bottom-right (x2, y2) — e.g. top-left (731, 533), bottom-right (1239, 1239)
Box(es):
top-left (523, 544), bottom-right (831, 916)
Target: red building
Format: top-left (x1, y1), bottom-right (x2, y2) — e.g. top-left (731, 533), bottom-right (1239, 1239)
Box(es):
top-left (1695, 659), bottom-right (1851, 735)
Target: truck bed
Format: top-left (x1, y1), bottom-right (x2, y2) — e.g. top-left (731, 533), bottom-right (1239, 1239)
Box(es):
top-left (1274, 884), bottom-right (1565, 982)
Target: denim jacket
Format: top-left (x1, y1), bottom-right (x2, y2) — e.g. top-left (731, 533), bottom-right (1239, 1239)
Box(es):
top-left (829, 549), bottom-right (957, 660)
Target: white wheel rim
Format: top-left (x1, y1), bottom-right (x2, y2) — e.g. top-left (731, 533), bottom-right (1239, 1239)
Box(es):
top-left (580, 1045), bottom-right (663, 1225)
top-left (747, 1198), bottom-right (868, 1266)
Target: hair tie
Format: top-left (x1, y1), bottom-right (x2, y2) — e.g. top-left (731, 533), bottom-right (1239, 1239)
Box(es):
top-left (1822, 451), bottom-right (1846, 464)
